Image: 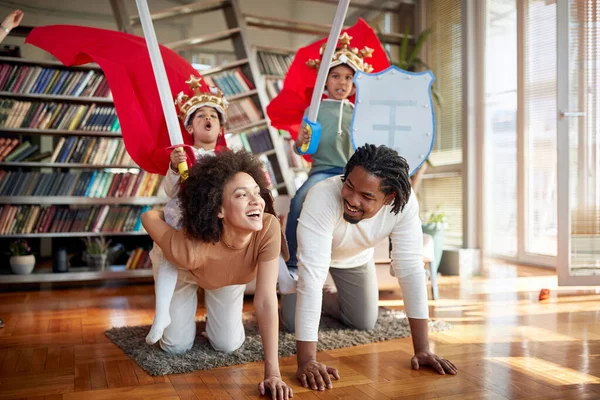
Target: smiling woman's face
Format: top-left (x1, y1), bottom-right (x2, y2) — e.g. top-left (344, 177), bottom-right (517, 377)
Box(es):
top-left (218, 172), bottom-right (265, 232)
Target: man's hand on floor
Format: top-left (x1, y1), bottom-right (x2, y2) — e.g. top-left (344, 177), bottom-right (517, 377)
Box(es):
top-left (296, 360), bottom-right (340, 391)
top-left (411, 350), bottom-right (458, 375)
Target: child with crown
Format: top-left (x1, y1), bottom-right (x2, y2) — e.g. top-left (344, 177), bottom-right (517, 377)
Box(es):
top-left (145, 75), bottom-right (229, 345)
top-left (282, 31), bottom-right (379, 283)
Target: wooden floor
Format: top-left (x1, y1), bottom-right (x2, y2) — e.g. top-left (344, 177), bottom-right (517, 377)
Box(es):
top-left (1, 260), bottom-right (600, 399)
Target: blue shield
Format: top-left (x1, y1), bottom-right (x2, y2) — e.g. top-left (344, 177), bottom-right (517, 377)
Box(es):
top-left (350, 66), bottom-right (436, 176)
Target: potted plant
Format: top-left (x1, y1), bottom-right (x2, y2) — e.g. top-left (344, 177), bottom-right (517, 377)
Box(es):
top-left (422, 207), bottom-right (448, 275)
top-left (9, 239), bottom-right (35, 275)
top-left (84, 236), bottom-right (111, 270)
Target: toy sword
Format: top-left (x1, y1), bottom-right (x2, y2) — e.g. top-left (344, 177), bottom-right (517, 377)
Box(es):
top-left (135, 0), bottom-right (189, 179)
top-left (299, 0), bottom-right (351, 154)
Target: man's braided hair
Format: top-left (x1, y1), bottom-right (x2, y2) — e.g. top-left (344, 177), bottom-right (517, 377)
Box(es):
top-left (343, 144), bottom-right (412, 214)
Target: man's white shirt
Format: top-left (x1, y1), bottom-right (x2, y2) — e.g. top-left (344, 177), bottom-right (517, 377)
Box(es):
top-left (295, 176), bottom-right (429, 341)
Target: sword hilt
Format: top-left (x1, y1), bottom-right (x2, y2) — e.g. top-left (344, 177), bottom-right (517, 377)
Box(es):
top-left (176, 146), bottom-right (189, 181)
top-left (297, 117), bottom-right (322, 155)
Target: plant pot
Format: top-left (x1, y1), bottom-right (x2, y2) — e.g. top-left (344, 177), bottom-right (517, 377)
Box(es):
top-left (10, 254), bottom-right (35, 275)
top-left (86, 253), bottom-right (107, 270)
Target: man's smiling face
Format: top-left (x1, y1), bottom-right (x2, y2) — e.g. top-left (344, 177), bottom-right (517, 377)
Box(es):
top-left (340, 166), bottom-right (394, 224)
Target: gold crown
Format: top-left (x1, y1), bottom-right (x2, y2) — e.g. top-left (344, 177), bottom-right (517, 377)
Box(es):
top-left (175, 75), bottom-right (229, 126)
top-left (306, 32), bottom-right (374, 73)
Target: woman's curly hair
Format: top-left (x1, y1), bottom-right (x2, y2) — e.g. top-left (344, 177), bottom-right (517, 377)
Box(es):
top-left (179, 149), bottom-right (275, 243)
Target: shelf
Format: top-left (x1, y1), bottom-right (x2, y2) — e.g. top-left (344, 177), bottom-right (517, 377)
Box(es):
top-left (302, 0), bottom-right (411, 12)
top-left (0, 162), bottom-right (138, 169)
top-left (227, 89), bottom-right (258, 102)
top-left (263, 75), bottom-right (285, 80)
top-left (0, 56), bottom-right (102, 71)
top-left (202, 59), bottom-right (249, 77)
top-left (165, 28), bottom-right (241, 52)
top-left (0, 197), bottom-right (169, 205)
top-left (257, 148), bottom-right (276, 157)
top-left (130, 0), bottom-right (228, 25)
top-left (0, 267), bottom-right (153, 284)
top-left (255, 45), bottom-right (296, 55)
top-left (0, 128), bottom-right (121, 138)
top-left (0, 92), bottom-right (113, 104)
top-left (292, 167), bottom-right (310, 173)
top-left (245, 15), bottom-right (409, 44)
top-left (0, 231), bottom-right (148, 238)
top-left (226, 119), bottom-right (268, 135)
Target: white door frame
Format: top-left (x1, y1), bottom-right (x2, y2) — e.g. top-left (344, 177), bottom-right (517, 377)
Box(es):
top-left (556, 0), bottom-right (600, 286)
top-left (484, 0), bottom-right (557, 268)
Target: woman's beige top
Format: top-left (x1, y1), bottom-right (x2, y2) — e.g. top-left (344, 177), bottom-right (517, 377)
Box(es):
top-left (154, 213), bottom-right (282, 290)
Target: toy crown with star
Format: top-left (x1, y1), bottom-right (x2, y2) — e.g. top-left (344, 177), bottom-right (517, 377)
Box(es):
top-left (175, 74), bottom-right (229, 127)
top-left (306, 32), bottom-right (375, 73)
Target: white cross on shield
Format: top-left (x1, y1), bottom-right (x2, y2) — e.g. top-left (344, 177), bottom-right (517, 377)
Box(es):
top-left (349, 66), bottom-right (436, 176)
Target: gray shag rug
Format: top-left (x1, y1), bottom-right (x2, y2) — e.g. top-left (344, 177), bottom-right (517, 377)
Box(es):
top-left (105, 309), bottom-right (452, 376)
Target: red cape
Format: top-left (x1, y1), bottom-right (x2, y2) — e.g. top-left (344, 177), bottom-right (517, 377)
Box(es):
top-left (26, 25), bottom-right (226, 175)
top-left (266, 18), bottom-right (390, 160)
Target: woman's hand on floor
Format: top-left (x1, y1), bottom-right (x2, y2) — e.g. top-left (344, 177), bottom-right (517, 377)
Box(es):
top-left (259, 375), bottom-right (293, 399)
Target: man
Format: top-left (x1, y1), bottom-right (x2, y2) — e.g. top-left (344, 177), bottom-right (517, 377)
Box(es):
top-left (280, 144), bottom-right (457, 391)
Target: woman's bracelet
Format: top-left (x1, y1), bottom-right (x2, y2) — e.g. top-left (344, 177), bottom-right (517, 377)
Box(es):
top-left (0, 25), bottom-right (10, 34)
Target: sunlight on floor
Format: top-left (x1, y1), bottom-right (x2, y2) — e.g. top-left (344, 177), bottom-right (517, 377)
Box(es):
top-left (488, 357), bottom-right (600, 385)
top-left (431, 324), bottom-right (579, 344)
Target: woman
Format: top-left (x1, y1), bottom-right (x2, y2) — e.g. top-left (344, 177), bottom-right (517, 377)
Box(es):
top-left (142, 150), bottom-right (292, 399)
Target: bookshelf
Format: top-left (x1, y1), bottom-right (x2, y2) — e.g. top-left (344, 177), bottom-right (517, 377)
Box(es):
top-left (0, 266), bottom-right (153, 284)
top-left (254, 45), bottom-right (311, 190)
top-left (0, 56), bottom-right (165, 283)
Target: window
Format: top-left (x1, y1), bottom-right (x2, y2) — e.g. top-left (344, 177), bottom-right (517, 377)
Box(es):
top-left (422, 0), bottom-right (463, 247)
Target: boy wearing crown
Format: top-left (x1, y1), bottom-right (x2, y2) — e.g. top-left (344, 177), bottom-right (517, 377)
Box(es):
top-left (280, 32), bottom-right (376, 284)
top-left (145, 76), bottom-right (229, 345)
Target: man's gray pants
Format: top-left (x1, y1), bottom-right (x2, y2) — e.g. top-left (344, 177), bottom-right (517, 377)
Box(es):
top-left (280, 261), bottom-right (380, 333)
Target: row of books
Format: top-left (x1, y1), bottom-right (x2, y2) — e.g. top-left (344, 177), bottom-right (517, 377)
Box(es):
top-left (227, 128), bottom-right (274, 154)
top-left (0, 170), bottom-right (163, 198)
top-left (0, 139), bottom-right (39, 162)
top-left (0, 97), bottom-right (262, 134)
top-left (125, 247), bottom-right (151, 270)
top-left (48, 136), bottom-right (134, 165)
top-left (259, 154), bottom-right (278, 188)
top-left (0, 137), bottom-right (135, 166)
top-left (0, 63), bottom-right (111, 98)
top-left (265, 78), bottom-right (283, 101)
top-left (226, 98), bottom-right (263, 130)
top-left (284, 138), bottom-right (311, 170)
top-left (0, 204), bottom-right (150, 235)
top-left (203, 68), bottom-right (254, 97)
top-left (0, 100), bottom-right (120, 132)
top-left (257, 51), bottom-right (293, 77)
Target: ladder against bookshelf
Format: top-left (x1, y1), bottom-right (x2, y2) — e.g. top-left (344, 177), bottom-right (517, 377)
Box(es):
top-left (115, 0), bottom-right (296, 196)
top-left (253, 46), bottom-right (312, 191)
top-left (0, 56), bottom-right (167, 283)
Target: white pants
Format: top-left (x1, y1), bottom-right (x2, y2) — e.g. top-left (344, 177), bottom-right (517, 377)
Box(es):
top-left (152, 261), bottom-right (247, 354)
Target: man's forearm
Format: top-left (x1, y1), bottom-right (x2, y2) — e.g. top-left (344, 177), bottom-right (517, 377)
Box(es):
top-left (408, 317), bottom-right (430, 353)
top-left (296, 340), bottom-right (318, 366)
